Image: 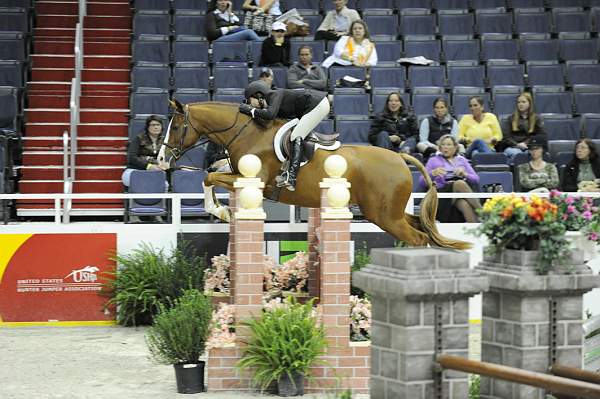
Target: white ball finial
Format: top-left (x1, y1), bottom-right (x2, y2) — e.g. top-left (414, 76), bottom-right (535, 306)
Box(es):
top-left (239, 186), bottom-right (263, 210)
top-left (327, 184), bottom-right (350, 208)
top-left (324, 155), bottom-right (347, 178)
top-left (238, 154), bottom-right (262, 178)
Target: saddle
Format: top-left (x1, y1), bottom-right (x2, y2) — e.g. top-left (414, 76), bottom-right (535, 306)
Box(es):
top-left (273, 119), bottom-right (341, 165)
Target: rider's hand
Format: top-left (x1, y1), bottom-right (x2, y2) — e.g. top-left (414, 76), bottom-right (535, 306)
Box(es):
top-left (239, 103), bottom-right (255, 118)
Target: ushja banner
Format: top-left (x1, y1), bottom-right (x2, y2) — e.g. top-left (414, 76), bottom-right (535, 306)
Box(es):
top-left (0, 233), bottom-right (116, 324)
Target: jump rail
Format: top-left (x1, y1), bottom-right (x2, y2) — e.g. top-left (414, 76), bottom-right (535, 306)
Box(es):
top-left (550, 364), bottom-right (600, 385)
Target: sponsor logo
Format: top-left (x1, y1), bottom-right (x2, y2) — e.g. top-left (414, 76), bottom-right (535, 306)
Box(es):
top-left (16, 265), bottom-right (102, 293)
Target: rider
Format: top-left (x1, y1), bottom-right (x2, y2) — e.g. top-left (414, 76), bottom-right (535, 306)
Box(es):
top-left (239, 80), bottom-right (330, 191)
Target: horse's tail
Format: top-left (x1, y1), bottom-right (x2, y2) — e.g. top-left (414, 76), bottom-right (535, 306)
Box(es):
top-left (399, 153), bottom-right (472, 250)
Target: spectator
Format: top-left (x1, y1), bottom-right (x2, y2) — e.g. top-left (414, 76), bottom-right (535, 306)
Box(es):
top-left (322, 20), bottom-right (377, 69)
top-left (287, 45), bottom-right (327, 91)
top-left (562, 138), bottom-right (600, 192)
top-left (517, 137), bottom-right (559, 193)
top-left (369, 92), bottom-right (418, 153)
top-left (259, 21), bottom-right (291, 67)
top-left (258, 67), bottom-right (276, 89)
top-left (458, 96), bottom-right (502, 158)
top-left (416, 97), bottom-right (461, 160)
top-left (420, 134), bottom-right (481, 222)
top-left (122, 115), bottom-right (166, 187)
top-left (205, 0), bottom-right (260, 42)
top-left (315, 0), bottom-right (360, 41)
top-left (243, 0), bottom-right (282, 16)
top-left (497, 92), bottom-right (546, 162)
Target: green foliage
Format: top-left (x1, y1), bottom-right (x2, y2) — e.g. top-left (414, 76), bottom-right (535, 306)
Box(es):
top-left (237, 297), bottom-right (328, 392)
top-left (469, 374), bottom-right (480, 399)
top-left (101, 241), bottom-right (207, 326)
top-left (146, 289), bottom-right (212, 365)
top-left (351, 242), bottom-right (370, 297)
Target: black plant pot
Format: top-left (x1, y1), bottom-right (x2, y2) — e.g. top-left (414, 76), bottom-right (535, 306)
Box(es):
top-left (277, 371), bottom-right (304, 397)
top-left (173, 361), bottom-right (205, 394)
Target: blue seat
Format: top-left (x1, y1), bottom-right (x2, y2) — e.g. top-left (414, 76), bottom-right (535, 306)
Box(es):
top-left (583, 114), bottom-right (600, 139)
top-left (446, 62), bottom-right (485, 88)
top-left (486, 61), bottom-right (525, 87)
top-left (512, 0), bottom-right (544, 5)
top-left (0, 7), bottom-right (29, 33)
top-left (520, 37), bottom-right (559, 62)
top-left (174, 146), bottom-right (207, 171)
top-left (452, 89), bottom-right (490, 116)
top-left (173, 37), bottom-right (209, 62)
top-left (126, 170), bottom-right (169, 222)
top-left (480, 35), bottom-right (518, 61)
top-left (249, 40), bottom-right (263, 66)
top-left (212, 41), bottom-right (248, 63)
top-left (128, 114), bottom-right (168, 140)
top-left (574, 86), bottom-right (600, 115)
top-left (549, 0), bottom-right (589, 7)
top-left (363, 15), bottom-right (398, 37)
top-left (554, 151), bottom-right (574, 168)
top-left (0, 32), bottom-right (25, 61)
top-left (132, 34), bottom-right (170, 63)
top-left (567, 61), bottom-right (600, 86)
top-left (372, 89), bottom-right (410, 114)
top-left (286, 0), bottom-right (320, 8)
top-left (533, 88), bottom-right (574, 114)
top-left (491, 86), bottom-right (523, 116)
top-left (543, 115), bottom-right (581, 141)
top-left (394, 0), bottom-right (431, 7)
top-left (0, 61), bottom-right (24, 88)
top-left (289, 40), bottom-right (325, 63)
top-left (133, 10), bottom-right (171, 36)
top-left (370, 66), bottom-right (406, 90)
top-left (553, 9), bottom-right (591, 33)
top-left (361, 0), bottom-right (395, 8)
top-left (438, 11), bottom-right (474, 36)
top-left (442, 36), bottom-right (480, 61)
top-left (131, 63), bottom-right (171, 90)
top-left (471, 0), bottom-right (506, 8)
top-left (411, 88), bottom-right (447, 117)
top-left (336, 118), bottom-right (370, 145)
top-left (213, 65), bottom-right (248, 89)
top-left (435, 0), bottom-right (469, 9)
top-left (476, 10), bottom-right (513, 35)
top-left (478, 171), bottom-right (513, 192)
top-left (213, 88), bottom-right (245, 103)
top-left (514, 9), bottom-right (552, 35)
top-left (548, 140), bottom-right (578, 161)
top-left (403, 36), bottom-right (441, 62)
top-left (526, 62), bottom-right (565, 86)
top-left (172, 88), bottom-right (209, 104)
top-left (332, 91), bottom-right (370, 117)
top-left (0, 87), bottom-right (18, 130)
top-left (371, 40), bottom-right (402, 63)
top-left (471, 152), bottom-right (509, 166)
top-left (133, 0), bottom-right (171, 10)
top-left (130, 89), bottom-right (170, 116)
top-left (173, 11), bottom-right (205, 37)
top-left (408, 65), bottom-right (445, 88)
top-left (329, 66), bottom-right (366, 91)
top-left (173, 63), bottom-right (209, 90)
top-left (4, 0), bottom-right (32, 6)
top-left (559, 36), bottom-right (599, 61)
top-left (172, 0), bottom-right (208, 12)
top-left (399, 11), bottom-right (436, 36)
top-left (317, 119), bottom-right (334, 134)
top-left (300, 14), bottom-right (321, 35)
top-left (252, 66), bottom-right (286, 89)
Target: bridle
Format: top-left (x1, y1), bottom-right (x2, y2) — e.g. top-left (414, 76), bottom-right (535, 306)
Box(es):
top-left (162, 104), bottom-right (254, 169)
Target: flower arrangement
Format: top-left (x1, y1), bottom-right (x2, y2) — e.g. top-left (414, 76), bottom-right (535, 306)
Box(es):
top-left (473, 194), bottom-right (571, 274)
top-left (204, 254), bottom-right (230, 294)
top-left (206, 302), bottom-right (235, 349)
top-left (350, 295), bottom-right (371, 342)
top-left (264, 252), bottom-right (309, 294)
top-left (549, 190), bottom-right (600, 244)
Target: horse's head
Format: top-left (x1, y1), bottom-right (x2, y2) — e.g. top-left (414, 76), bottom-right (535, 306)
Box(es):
top-left (157, 99), bottom-right (203, 169)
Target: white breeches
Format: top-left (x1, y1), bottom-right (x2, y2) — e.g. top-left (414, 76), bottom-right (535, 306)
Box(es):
top-left (290, 97), bottom-right (330, 140)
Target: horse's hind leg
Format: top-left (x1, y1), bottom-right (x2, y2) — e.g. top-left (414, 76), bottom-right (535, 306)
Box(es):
top-left (384, 217), bottom-right (430, 247)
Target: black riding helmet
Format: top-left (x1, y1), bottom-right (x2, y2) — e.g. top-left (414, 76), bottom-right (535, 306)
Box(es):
top-left (244, 80), bottom-right (271, 101)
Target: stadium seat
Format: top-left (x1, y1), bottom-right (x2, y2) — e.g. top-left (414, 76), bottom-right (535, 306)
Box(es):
top-left (512, 0), bottom-right (544, 6)
top-left (452, 88), bottom-right (490, 117)
top-left (369, 66), bottom-right (406, 90)
top-left (363, 15), bottom-right (398, 37)
top-left (532, 87), bottom-right (574, 115)
top-left (0, 32), bottom-right (25, 61)
top-left (370, 39), bottom-right (402, 63)
top-left (130, 88), bottom-right (170, 116)
top-left (478, 171), bottom-right (513, 192)
top-left (252, 66), bottom-right (286, 89)
top-left (403, 36), bottom-right (441, 62)
top-left (476, 10), bottom-right (513, 35)
top-left (249, 40), bottom-right (263, 66)
top-left (213, 88), bottom-right (245, 103)
top-left (480, 34), bottom-right (518, 61)
top-left (212, 65), bottom-right (249, 89)
top-left (446, 61), bottom-right (485, 88)
top-left (553, 9), bottom-right (591, 34)
top-left (125, 170), bottom-right (169, 223)
top-left (0, 7), bottom-right (29, 33)
top-left (549, 0), bottom-right (589, 7)
top-left (317, 119), bottom-right (334, 134)
top-left (172, 0), bottom-right (208, 12)
top-left (132, 34), bottom-right (171, 64)
top-left (491, 85), bottom-right (523, 116)
top-left (172, 170), bottom-right (208, 218)
top-left (514, 9), bottom-right (552, 35)
top-left (442, 36), bottom-right (480, 62)
top-left (438, 10), bottom-right (474, 36)
top-left (0, 61), bottom-right (24, 88)
top-left (133, 0), bottom-right (171, 10)
top-left (583, 114), bottom-right (600, 139)
top-left (559, 34), bottom-right (598, 61)
top-left (520, 36), bottom-right (559, 62)
top-left (335, 117), bottom-right (371, 145)
top-left (548, 140), bottom-right (577, 160)
top-left (328, 66), bottom-right (366, 91)
top-left (486, 61), bottom-right (525, 87)
top-left (435, 0), bottom-right (469, 9)
top-left (133, 10), bottom-right (171, 36)
top-left (471, 152), bottom-right (509, 173)
top-left (573, 85), bottom-right (600, 115)
top-left (0, 87), bottom-right (18, 130)
top-left (332, 90), bottom-right (370, 117)
top-left (173, 10), bottom-right (205, 37)
top-left (173, 62), bottom-right (210, 90)
top-left (471, 0), bottom-right (506, 8)
top-left (566, 61), bottom-right (600, 86)
top-left (212, 41), bottom-right (248, 63)
top-left (543, 114), bottom-right (581, 141)
top-left (526, 61), bottom-right (565, 86)
top-left (411, 87), bottom-right (447, 117)
top-left (131, 62), bottom-right (171, 90)
top-left (173, 36), bottom-right (209, 63)
top-left (399, 10), bottom-right (436, 37)
top-left (408, 64), bottom-right (445, 88)
top-left (554, 151), bottom-right (574, 168)
top-left (172, 88), bottom-right (209, 104)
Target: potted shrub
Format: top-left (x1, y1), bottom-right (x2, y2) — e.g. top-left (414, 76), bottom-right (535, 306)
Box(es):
top-left (146, 289), bottom-right (212, 394)
top-left (237, 297), bottom-right (327, 396)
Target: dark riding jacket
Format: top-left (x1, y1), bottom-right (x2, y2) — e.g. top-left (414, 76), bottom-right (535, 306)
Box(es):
top-left (253, 89), bottom-right (327, 120)
top-left (368, 111), bottom-right (418, 145)
top-left (127, 131), bottom-right (165, 169)
top-left (562, 158), bottom-right (600, 192)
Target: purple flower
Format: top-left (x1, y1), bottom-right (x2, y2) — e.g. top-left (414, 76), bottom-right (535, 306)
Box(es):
top-left (567, 205), bottom-right (576, 214)
top-left (590, 232), bottom-right (599, 242)
top-left (565, 196), bottom-right (575, 205)
top-left (583, 211), bottom-right (593, 220)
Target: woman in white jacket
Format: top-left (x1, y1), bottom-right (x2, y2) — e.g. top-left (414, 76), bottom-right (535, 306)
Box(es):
top-left (322, 20), bottom-right (378, 69)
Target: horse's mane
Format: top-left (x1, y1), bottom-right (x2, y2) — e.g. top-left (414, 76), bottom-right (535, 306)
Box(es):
top-left (188, 101), bottom-right (288, 127)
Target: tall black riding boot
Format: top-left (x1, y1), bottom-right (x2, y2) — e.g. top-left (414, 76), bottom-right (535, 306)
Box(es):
top-left (277, 137), bottom-right (303, 191)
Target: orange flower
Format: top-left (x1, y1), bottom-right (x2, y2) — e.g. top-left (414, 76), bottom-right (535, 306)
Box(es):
top-left (500, 206), bottom-right (513, 219)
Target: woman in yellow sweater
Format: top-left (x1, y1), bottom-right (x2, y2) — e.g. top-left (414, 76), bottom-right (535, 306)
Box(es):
top-left (458, 96), bottom-right (502, 158)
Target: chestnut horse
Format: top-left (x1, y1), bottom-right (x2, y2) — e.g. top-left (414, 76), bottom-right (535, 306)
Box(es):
top-left (160, 100), bottom-right (470, 249)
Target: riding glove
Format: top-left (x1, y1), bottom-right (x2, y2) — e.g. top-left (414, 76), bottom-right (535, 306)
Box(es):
top-left (239, 103), bottom-right (256, 118)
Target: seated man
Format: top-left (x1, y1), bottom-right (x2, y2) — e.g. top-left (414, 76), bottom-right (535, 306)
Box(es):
top-left (315, 0), bottom-right (360, 41)
top-left (287, 45), bottom-right (327, 92)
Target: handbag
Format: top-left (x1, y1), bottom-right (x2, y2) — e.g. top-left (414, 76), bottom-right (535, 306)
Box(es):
top-left (482, 183), bottom-right (504, 193)
top-left (244, 11), bottom-right (274, 36)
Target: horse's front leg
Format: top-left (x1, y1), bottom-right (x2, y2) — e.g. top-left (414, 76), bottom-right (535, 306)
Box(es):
top-left (202, 172), bottom-right (242, 222)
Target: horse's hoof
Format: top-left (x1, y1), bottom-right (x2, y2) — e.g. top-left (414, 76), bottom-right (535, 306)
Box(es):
top-left (215, 206), bottom-right (231, 222)
top-left (285, 185), bottom-right (296, 192)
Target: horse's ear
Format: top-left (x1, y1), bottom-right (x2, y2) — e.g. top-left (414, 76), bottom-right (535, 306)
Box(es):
top-left (169, 99), bottom-right (184, 113)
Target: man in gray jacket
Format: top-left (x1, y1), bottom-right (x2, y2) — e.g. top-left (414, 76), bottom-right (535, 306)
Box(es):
top-left (315, 0), bottom-right (360, 41)
top-left (287, 46), bottom-right (327, 91)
